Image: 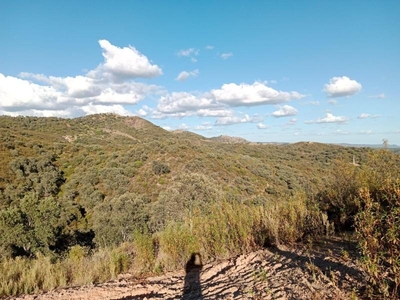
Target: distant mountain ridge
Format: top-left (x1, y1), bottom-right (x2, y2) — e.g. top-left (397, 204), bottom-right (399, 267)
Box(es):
top-left (336, 143), bottom-right (400, 149)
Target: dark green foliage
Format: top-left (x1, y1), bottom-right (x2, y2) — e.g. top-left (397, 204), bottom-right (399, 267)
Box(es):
top-left (6, 155), bottom-right (64, 201)
top-left (0, 193), bottom-right (62, 257)
top-left (150, 173), bottom-right (222, 231)
top-left (92, 193), bottom-right (150, 247)
top-left (0, 114), bottom-right (396, 297)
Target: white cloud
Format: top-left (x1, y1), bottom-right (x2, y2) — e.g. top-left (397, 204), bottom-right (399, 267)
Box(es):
top-left (215, 114), bottom-right (253, 126)
top-left (0, 108), bottom-right (74, 118)
top-left (136, 108), bottom-right (147, 117)
top-left (178, 123), bottom-right (189, 130)
top-left (0, 73), bottom-right (62, 110)
top-left (305, 113), bottom-right (349, 124)
top-left (152, 81), bottom-right (304, 119)
top-left (324, 76), bottom-right (362, 97)
top-left (196, 109), bottom-right (232, 117)
top-left (162, 126), bottom-right (172, 131)
top-left (20, 72), bottom-right (159, 106)
top-left (221, 52), bottom-right (233, 60)
top-left (0, 103), bottom-right (133, 118)
top-left (19, 72), bottom-right (52, 83)
top-left (195, 122), bottom-right (213, 131)
top-left (177, 48), bottom-right (199, 63)
top-left (93, 39), bottom-right (162, 80)
top-left (81, 103), bottom-right (133, 116)
top-left (0, 40), bottom-right (162, 117)
top-left (175, 69), bottom-right (199, 81)
top-left (272, 105), bottom-right (298, 118)
top-left (177, 48), bottom-right (199, 57)
top-left (211, 81), bottom-right (304, 106)
top-left (369, 93), bottom-right (385, 99)
top-left (205, 45), bottom-right (214, 50)
top-left (357, 113), bottom-right (381, 119)
top-left (358, 113), bottom-right (370, 119)
top-left (257, 123), bottom-right (268, 129)
top-left (156, 92), bottom-right (218, 115)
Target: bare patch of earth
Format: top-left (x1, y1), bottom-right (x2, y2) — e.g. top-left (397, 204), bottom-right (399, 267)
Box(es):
top-left (11, 237), bottom-right (369, 300)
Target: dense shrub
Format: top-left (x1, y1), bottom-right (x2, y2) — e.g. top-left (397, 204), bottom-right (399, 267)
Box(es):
top-left (321, 150), bottom-right (400, 297)
top-left (0, 193), bottom-right (63, 257)
top-left (354, 150), bottom-right (400, 297)
top-left (316, 160), bottom-right (362, 231)
top-left (150, 173), bottom-right (223, 231)
top-left (152, 161), bottom-right (170, 175)
top-left (92, 193), bottom-right (150, 247)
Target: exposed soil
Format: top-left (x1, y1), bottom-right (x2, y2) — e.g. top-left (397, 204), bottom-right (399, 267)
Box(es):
top-left (11, 237), bottom-right (369, 300)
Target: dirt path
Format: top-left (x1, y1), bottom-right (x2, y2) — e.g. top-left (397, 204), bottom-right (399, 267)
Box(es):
top-left (12, 240), bottom-right (368, 300)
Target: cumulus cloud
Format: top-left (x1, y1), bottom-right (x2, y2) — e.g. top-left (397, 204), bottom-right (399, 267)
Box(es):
top-left (156, 92), bottom-right (218, 115)
top-left (16, 72), bottom-right (158, 106)
top-left (0, 103), bottom-right (133, 118)
top-left (19, 72), bottom-right (52, 83)
top-left (257, 123), bottom-right (268, 129)
top-left (305, 113), bottom-right (349, 124)
top-left (92, 39), bottom-right (162, 80)
top-left (196, 109), bottom-right (233, 117)
top-left (152, 81), bottom-right (304, 119)
top-left (324, 76), bottom-right (362, 97)
top-left (357, 113), bottom-right (381, 119)
top-left (212, 82), bottom-right (304, 106)
top-left (0, 108), bottom-right (74, 118)
top-left (272, 105), bottom-right (298, 118)
top-left (221, 52), bottom-right (233, 60)
top-left (81, 103), bottom-right (133, 116)
top-left (205, 45), bottom-right (214, 50)
top-left (0, 40), bottom-right (162, 117)
top-left (175, 69), bottom-right (199, 81)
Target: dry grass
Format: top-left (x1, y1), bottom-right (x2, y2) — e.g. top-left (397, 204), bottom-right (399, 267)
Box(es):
top-left (0, 247), bottom-right (130, 297)
top-left (0, 193), bottom-right (323, 297)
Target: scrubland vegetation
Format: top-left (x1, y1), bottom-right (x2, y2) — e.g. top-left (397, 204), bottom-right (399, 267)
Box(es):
top-left (0, 114), bottom-right (398, 298)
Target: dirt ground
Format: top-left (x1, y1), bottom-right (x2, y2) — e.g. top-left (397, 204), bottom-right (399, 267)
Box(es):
top-left (11, 237), bottom-right (369, 300)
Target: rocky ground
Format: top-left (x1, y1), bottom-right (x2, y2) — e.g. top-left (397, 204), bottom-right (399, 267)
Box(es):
top-left (11, 237), bottom-right (369, 300)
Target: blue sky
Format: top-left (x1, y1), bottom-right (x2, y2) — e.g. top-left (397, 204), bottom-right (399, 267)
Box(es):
top-left (1, 1), bottom-right (399, 144)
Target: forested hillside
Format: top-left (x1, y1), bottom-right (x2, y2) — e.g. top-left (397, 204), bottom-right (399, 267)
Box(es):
top-left (0, 114), bottom-right (398, 298)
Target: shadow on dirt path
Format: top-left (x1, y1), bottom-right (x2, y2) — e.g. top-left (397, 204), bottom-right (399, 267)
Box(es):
top-left (182, 253), bottom-right (203, 299)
